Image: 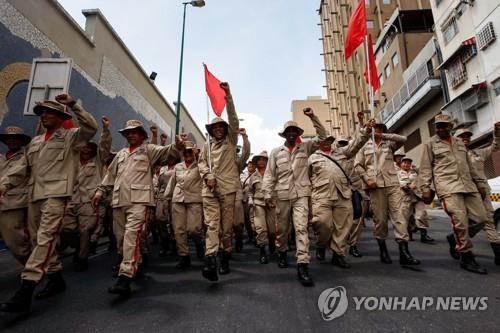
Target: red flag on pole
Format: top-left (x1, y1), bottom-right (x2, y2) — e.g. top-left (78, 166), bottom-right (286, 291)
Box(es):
top-left (344, 0), bottom-right (367, 60)
top-left (364, 34), bottom-right (379, 93)
top-left (204, 64), bottom-right (226, 117)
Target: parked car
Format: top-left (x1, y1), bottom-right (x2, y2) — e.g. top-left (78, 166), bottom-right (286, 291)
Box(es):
top-left (488, 176), bottom-right (500, 230)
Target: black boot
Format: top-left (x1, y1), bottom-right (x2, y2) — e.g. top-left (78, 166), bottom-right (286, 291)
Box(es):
top-left (446, 233), bottom-right (460, 260)
top-left (195, 242), bottom-right (205, 259)
top-left (398, 241), bottom-right (421, 265)
top-left (349, 245), bottom-right (362, 258)
top-left (108, 275), bottom-right (132, 295)
top-left (491, 243), bottom-right (500, 265)
top-left (377, 239), bottom-right (392, 264)
top-left (331, 252), bottom-right (351, 269)
top-left (460, 251), bottom-right (487, 274)
top-left (74, 257), bottom-right (89, 272)
top-left (297, 263), bottom-right (314, 287)
top-left (219, 251), bottom-right (231, 275)
top-left (235, 236), bottom-right (243, 253)
top-left (175, 255), bottom-right (191, 269)
top-left (35, 272), bottom-right (66, 300)
top-left (259, 246), bottom-right (268, 264)
top-left (419, 229), bottom-right (435, 244)
top-left (202, 255), bottom-right (218, 282)
top-left (268, 236), bottom-right (276, 255)
top-left (277, 251), bottom-right (288, 268)
top-left (316, 247), bottom-right (325, 261)
top-left (0, 280), bottom-right (36, 313)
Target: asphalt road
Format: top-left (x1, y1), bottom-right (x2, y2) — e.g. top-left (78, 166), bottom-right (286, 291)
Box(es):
top-left (1, 209), bottom-right (499, 333)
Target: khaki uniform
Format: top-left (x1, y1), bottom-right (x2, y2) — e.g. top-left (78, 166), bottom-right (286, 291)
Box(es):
top-left (0, 104), bottom-right (98, 282)
top-left (354, 134), bottom-right (409, 241)
top-left (309, 129), bottom-right (369, 256)
top-left (419, 135), bottom-right (488, 252)
top-left (96, 143), bottom-right (181, 278)
top-left (398, 169), bottom-right (429, 230)
top-left (234, 133), bottom-right (251, 239)
top-left (248, 171), bottom-right (276, 246)
top-left (241, 170), bottom-right (256, 236)
top-left (466, 131), bottom-right (500, 244)
top-left (63, 127), bottom-right (111, 259)
top-left (155, 165), bottom-right (175, 247)
top-left (198, 94), bottom-right (239, 256)
top-left (262, 115), bottom-right (326, 264)
top-left (0, 152), bottom-right (30, 265)
top-left (165, 161), bottom-right (203, 256)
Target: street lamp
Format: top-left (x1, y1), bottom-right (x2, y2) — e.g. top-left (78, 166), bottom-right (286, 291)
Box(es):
top-left (175, 0), bottom-right (206, 135)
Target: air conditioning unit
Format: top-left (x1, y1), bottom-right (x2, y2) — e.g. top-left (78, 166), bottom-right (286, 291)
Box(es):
top-left (448, 108), bottom-right (477, 127)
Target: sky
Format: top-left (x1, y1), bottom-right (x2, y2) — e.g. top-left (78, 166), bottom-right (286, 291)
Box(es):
top-left (58, 0), bottom-right (325, 153)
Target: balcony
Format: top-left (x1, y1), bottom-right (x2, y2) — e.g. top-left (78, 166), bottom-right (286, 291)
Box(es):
top-left (379, 62), bottom-right (442, 130)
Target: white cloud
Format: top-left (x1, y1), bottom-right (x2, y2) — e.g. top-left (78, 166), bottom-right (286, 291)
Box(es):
top-left (237, 112), bottom-right (283, 156)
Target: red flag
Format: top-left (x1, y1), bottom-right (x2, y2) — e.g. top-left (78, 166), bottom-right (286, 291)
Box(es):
top-left (364, 34), bottom-right (379, 93)
top-left (344, 0), bottom-right (367, 60)
top-left (204, 64), bottom-right (226, 117)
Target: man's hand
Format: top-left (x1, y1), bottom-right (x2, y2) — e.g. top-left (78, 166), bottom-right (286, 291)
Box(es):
top-left (0, 185), bottom-right (7, 198)
top-left (55, 93), bottom-right (74, 106)
top-left (478, 187), bottom-right (487, 200)
top-left (421, 191), bottom-right (434, 205)
top-left (239, 128), bottom-right (247, 136)
top-left (174, 135), bottom-right (186, 150)
top-left (409, 183), bottom-right (417, 190)
top-left (101, 116), bottom-right (110, 129)
top-left (366, 179), bottom-right (377, 189)
top-left (91, 193), bottom-right (102, 210)
top-left (265, 198), bottom-right (275, 208)
top-left (220, 82), bottom-right (230, 95)
top-left (495, 122), bottom-right (500, 130)
top-left (150, 124), bottom-right (158, 135)
top-left (206, 178), bottom-right (217, 189)
top-left (160, 133), bottom-right (168, 145)
top-left (303, 108), bottom-right (314, 118)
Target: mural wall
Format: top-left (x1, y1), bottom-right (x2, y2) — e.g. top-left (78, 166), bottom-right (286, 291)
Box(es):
top-left (0, 0), bottom-right (200, 153)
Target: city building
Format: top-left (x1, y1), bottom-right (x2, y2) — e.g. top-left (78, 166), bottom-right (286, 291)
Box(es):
top-left (318, 0), bottom-right (432, 138)
top-left (0, 0), bottom-right (205, 151)
top-left (291, 96), bottom-right (331, 139)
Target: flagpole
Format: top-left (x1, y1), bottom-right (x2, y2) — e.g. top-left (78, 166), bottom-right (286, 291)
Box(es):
top-left (206, 91), bottom-right (212, 173)
top-left (365, 35), bottom-right (377, 172)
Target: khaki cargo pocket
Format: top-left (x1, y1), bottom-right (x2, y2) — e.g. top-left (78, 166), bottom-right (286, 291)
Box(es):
top-left (131, 184), bottom-right (152, 203)
top-left (43, 175), bottom-right (68, 196)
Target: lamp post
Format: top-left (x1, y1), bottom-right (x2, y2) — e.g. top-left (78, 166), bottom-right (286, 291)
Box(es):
top-left (175, 0), bottom-right (206, 135)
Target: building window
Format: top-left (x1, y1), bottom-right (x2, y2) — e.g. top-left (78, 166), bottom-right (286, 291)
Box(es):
top-left (447, 58), bottom-right (467, 88)
top-left (404, 129), bottom-right (422, 152)
top-left (442, 16), bottom-right (459, 45)
top-left (391, 53), bottom-right (399, 67)
top-left (435, 0), bottom-right (443, 6)
top-left (385, 64), bottom-right (391, 78)
top-left (367, 20), bottom-right (374, 29)
top-left (365, 0), bottom-right (370, 5)
top-left (477, 22), bottom-right (496, 50)
top-left (378, 73), bottom-right (384, 86)
top-left (493, 78), bottom-right (500, 96)
top-left (383, 0), bottom-right (391, 4)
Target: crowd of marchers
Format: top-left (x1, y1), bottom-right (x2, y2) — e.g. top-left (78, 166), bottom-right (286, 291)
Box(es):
top-left (0, 82), bottom-right (499, 315)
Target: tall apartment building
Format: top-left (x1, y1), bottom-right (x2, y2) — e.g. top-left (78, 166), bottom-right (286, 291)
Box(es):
top-left (373, 7), bottom-right (442, 162)
top-left (318, 0), bottom-right (431, 138)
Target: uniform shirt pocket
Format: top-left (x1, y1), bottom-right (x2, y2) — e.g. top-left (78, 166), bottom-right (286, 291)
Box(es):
top-left (131, 184), bottom-right (152, 203)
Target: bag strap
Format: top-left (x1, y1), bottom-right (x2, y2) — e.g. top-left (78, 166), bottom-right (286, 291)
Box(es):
top-left (315, 152), bottom-right (353, 185)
